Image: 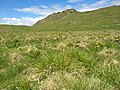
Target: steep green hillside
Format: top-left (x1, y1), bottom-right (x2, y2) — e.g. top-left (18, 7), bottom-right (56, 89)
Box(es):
top-left (32, 6), bottom-right (120, 31)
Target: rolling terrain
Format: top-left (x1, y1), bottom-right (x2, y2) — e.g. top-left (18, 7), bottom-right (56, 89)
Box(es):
top-left (0, 25), bottom-right (29, 32)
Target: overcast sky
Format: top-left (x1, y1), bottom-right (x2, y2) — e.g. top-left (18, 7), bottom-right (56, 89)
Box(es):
top-left (0, 0), bottom-right (120, 26)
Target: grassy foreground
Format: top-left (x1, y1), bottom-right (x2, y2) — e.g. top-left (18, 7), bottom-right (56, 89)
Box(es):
top-left (0, 30), bottom-right (120, 90)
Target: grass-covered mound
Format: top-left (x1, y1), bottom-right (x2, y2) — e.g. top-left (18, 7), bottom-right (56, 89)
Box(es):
top-left (32, 6), bottom-right (120, 31)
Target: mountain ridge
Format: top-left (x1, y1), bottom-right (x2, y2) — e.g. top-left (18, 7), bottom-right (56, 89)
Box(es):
top-left (32, 5), bottom-right (120, 31)
top-left (0, 5), bottom-right (120, 31)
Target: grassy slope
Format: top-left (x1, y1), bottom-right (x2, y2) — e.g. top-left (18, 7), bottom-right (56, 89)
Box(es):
top-left (32, 6), bottom-right (120, 31)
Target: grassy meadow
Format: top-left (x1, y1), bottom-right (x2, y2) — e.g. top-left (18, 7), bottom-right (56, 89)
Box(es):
top-left (0, 5), bottom-right (120, 90)
top-left (0, 30), bottom-right (120, 90)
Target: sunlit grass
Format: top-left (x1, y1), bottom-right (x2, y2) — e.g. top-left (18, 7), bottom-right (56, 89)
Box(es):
top-left (0, 30), bottom-right (120, 90)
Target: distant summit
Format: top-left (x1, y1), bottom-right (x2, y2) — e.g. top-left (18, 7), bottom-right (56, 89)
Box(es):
top-left (49, 9), bottom-right (78, 17)
top-left (63, 9), bottom-right (77, 13)
top-left (34, 8), bottom-right (78, 25)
